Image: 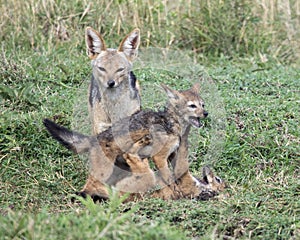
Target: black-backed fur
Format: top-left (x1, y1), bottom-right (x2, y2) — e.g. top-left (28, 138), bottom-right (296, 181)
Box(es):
top-left (89, 75), bottom-right (101, 107)
top-left (129, 71), bottom-right (137, 89)
top-left (94, 109), bottom-right (176, 145)
top-left (129, 71), bottom-right (139, 99)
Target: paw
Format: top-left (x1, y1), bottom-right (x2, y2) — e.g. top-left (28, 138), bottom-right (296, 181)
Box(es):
top-left (71, 191), bottom-right (108, 203)
top-left (138, 134), bottom-right (152, 146)
top-left (71, 191), bottom-right (87, 203)
top-left (91, 194), bottom-right (108, 203)
top-left (129, 134), bottom-right (152, 154)
top-left (123, 152), bottom-right (140, 165)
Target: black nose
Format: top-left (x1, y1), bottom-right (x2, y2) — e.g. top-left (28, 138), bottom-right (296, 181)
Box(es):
top-left (204, 111), bottom-right (208, 117)
top-left (107, 80), bottom-right (115, 88)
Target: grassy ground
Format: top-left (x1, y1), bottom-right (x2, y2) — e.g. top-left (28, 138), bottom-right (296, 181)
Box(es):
top-left (1, 48), bottom-right (299, 239)
top-left (1, 0), bottom-right (300, 239)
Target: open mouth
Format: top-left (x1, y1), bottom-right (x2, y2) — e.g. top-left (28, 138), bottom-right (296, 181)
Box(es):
top-left (189, 117), bottom-right (202, 128)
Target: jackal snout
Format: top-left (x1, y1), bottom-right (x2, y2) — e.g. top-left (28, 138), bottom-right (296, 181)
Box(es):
top-left (188, 109), bottom-right (208, 128)
top-left (107, 79), bottom-right (116, 88)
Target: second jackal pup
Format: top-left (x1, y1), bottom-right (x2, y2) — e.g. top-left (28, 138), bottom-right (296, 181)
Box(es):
top-left (44, 83), bottom-right (209, 200)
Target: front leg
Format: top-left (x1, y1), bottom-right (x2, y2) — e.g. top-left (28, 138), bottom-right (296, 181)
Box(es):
top-left (170, 126), bottom-right (201, 197)
top-left (171, 127), bottom-right (191, 180)
top-left (149, 125), bottom-right (182, 186)
top-left (152, 140), bottom-right (177, 187)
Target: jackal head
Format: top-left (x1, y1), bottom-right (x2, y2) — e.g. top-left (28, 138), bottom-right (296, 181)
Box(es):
top-left (86, 27), bottom-right (140, 88)
top-left (195, 166), bottom-right (227, 200)
top-left (161, 83), bottom-right (208, 128)
top-left (200, 166), bottom-right (226, 192)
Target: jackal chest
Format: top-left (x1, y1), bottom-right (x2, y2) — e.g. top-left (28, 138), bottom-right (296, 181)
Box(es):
top-left (101, 85), bottom-right (140, 122)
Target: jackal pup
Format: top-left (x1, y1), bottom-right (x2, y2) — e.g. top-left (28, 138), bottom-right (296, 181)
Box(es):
top-left (151, 165), bottom-right (226, 200)
top-left (44, 83), bottom-right (209, 200)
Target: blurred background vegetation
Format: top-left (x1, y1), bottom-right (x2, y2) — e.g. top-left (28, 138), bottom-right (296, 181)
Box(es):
top-left (0, 0), bottom-right (299, 64)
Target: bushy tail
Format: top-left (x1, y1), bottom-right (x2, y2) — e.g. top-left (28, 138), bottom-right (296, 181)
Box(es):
top-left (43, 118), bottom-right (91, 154)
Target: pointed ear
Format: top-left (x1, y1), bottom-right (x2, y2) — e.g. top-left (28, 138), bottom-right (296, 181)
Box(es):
top-left (161, 84), bottom-right (181, 100)
top-left (85, 27), bottom-right (106, 59)
top-left (202, 166), bottom-right (214, 184)
top-left (118, 28), bottom-right (140, 61)
top-left (192, 82), bottom-right (201, 93)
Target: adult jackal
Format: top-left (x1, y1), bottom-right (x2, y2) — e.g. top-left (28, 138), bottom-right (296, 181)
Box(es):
top-left (86, 27), bottom-right (141, 134)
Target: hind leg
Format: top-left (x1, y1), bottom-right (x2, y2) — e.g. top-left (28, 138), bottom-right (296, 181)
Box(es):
top-left (75, 175), bottom-right (109, 202)
top-left (115, 135), bottom-right (155, 193)
top-left (77, 135), bottom-right (153, 201)
top-left (116, 154), bottom-right (155, 193)
top-left (77, 140), bottom-right (118, 202)
top-left (151, 138), bottom-right (178, 187)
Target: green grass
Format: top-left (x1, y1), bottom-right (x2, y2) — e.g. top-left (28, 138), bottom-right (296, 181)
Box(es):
top-left (0, 194), bottom-right (186, 239)
top-left (1, 49), bottom-right (299, 239)
top-left (1, 0), bottom-right (300, 239)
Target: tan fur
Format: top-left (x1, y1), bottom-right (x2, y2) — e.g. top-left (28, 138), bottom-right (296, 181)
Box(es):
top-left (80, 174), bottom-right (109, 200)
top-left (116, 155), bottom-right (155, 193)
top-left (114, 134), bottom-right (156, 193)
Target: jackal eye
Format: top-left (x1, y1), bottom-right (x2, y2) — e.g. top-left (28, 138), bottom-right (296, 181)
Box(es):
top-left (202, 104), bottom-right (205, 108)
top-left (215, 176), bottom-right (222, 183)
top-left (98, 67), bottom-right (106, 72)
top-left (116, 67), bottom-right (125, 73)
top-left (188, 104), bottom-right (197, 109)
